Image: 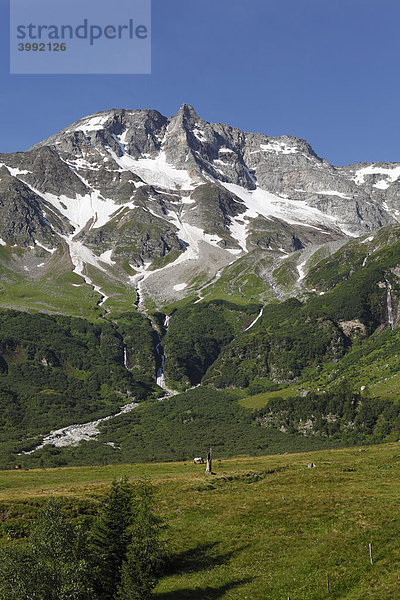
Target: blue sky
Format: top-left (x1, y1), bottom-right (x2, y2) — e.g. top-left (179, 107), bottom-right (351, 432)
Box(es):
top-left (1, 0), bottom-right (399, 165)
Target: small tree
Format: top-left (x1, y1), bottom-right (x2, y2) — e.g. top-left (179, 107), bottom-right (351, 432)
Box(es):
top-left (90, 478), bottom-right (135, 600)
top-left (117, 480), bottom-right (164, 600)
top-left (31, 501), bottom-right (94, 600)
top-left (0, 499), bottom-right (94, 600)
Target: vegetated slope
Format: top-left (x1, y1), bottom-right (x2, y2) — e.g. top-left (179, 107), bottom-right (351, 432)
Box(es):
top-left (2, 225), bottom-right (400, 469)
top-left (162, 300), bottom-right (261, 389)
top-left (9, 387), bottom-right (341, 470)
top-left (181, 225), bottom-right (400, 393)
top-left (1, 444), bottom-right (400, 599)
top-left (0, 309), bottom-right (159, 465)
top-left (5, 377), bottom-right (400, 471)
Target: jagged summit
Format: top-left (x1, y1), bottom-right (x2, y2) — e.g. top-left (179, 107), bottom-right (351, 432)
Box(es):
top-left (0, 105), bottom-right (400, 310)
top-left (175, 102), bottom-right (199, 117)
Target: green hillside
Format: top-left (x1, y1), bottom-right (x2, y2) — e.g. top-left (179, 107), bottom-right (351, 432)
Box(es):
top-left (1, 226), bottom-right (400, 469)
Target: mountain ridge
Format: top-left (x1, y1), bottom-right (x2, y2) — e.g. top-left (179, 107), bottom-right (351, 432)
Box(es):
top-left (0, 104), bottom-right (399, 313)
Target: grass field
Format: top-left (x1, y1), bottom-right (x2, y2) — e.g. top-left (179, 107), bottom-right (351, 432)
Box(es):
top-left (1, 443), bottom-right (400, 599)
top-left (238, 385), bottom-right (301, 408)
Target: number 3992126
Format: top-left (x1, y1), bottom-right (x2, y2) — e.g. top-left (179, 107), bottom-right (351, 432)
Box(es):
top-left (18, 43), bottom-right (67, 52)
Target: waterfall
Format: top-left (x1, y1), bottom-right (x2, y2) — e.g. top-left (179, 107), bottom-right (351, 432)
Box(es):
top-left (155, 314), bottom-right (171, 390)
top-left (132, 275), bottom-right (175, 393)
top-left (385, 277), bottom-right (394, 329)
top-left (123, 345), bottom-right (129, 370)
top-left (244, 307), bottom-right (264, 331)
top-left (156, 336), bottom-right (167, 388)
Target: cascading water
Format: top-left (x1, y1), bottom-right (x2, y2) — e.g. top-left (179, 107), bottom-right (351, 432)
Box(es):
top-left (156, 338), bottom-right (166, 388)
top-left (133, 276), bottom-right (174, 393)
top-left (244, 307), bottom-right (264, 331)
top-left (385, 277), bottom-right (394, 329)
top-left (123, 345), bottom-right (129, 369)
top-left (156, 314), bottom-right (171, 390)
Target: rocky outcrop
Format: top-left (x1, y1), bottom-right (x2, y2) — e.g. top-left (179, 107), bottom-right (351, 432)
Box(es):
top-left (0, 166), bottom-right (58, 248)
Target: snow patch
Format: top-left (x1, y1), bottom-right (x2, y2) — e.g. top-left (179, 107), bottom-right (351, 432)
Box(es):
top-left (27, 183), bottom-right (120, 234)
top-left (64, 238), bottom-right (107, 276)
top-left (62, 235), bottom-right (109, 306)
top-left (353, 165), bottom-right (400, 187)
top-left (193, 128), bottom-right (207, 142)
top-left (297, 259), bottom-right (307, 281)
top-left (375, 180), bottom-right (390, 190)
top-left (99, 249), bottom-right (115, 265)
top-left (181, 195), bottom-right (195, 204)
top-left (317, 190), bottom-right (352, 200)
top-left (219, 147), bottom-right (234, 154)
top-left (0, 238), bottom-right (6, 246)
top-left (118, 129), bottom-right (129, 147)
top-left (35, 240), bottom-right (57, 254)
top-left (220, 182), bottom-right (339, 231)
top-left (106, 146), bottom-right (194, 191)
top-left (214, 159), bottom-right (231, 166)
top-left (260, 141), bottom-right (299, 154)
top-left (173, 283), bottom-right (188, 291)
top-left (66, 158), bottom-right (102, 171)
top-left (0, 163), bottom-right (31, 177)
top-left (338, 226), bottom-right (359, 238)
top-left (229, 214), bottom-right (251, 252)
top-left (128, 261), bottom-right (152, 286)
top-left (73, 114), bottom-right (110, 133)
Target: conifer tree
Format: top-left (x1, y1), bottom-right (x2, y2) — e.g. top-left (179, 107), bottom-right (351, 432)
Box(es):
top-left (90, 478), bottom-right (135, 600)
top-left (117, 479), bottom-right (164, 600)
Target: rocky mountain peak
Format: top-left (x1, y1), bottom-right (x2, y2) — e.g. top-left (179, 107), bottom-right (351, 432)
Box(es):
top-left (0, 105), bottom-right (400, 309)
top-left (175, 103), bottom-right (199, 120)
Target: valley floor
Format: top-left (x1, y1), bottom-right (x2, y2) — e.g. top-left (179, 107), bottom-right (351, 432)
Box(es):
top-left (1, 443), bottom-right (400, 599)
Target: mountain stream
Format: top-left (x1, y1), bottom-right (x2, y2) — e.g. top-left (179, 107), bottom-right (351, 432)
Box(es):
top-left (385, 277), bottom-right (395, 329)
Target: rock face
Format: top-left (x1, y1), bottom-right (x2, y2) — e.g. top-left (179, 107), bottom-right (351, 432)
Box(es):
top-left (0, 166), bottom-right (59, 248)
top-left (0, 104), bottom-right (399, 306)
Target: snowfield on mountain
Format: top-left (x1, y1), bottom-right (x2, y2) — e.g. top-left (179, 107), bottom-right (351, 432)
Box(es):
top-left (0, 103), bottom-right (399, 310)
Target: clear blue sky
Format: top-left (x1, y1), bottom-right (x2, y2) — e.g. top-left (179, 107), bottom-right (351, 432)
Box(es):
top-left (1, 0), bottom-right (399, 165)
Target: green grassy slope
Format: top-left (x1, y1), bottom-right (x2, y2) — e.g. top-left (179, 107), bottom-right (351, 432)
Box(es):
top-left (1, 443), bottom-right (400, 599)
